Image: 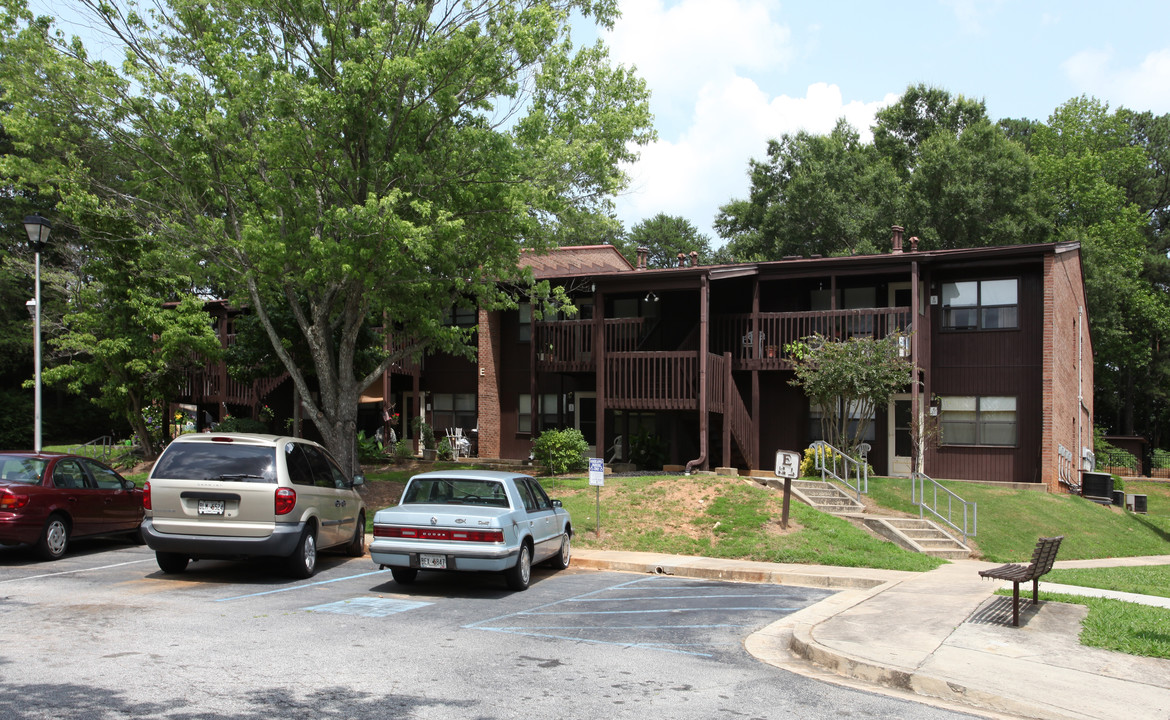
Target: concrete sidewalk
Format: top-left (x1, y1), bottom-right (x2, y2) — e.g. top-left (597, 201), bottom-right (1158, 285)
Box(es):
top-left (572, 549), bottom-right (1170, 720)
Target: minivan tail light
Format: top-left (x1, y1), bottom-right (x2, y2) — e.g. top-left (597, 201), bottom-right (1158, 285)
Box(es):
top-left (274, 487), bottom-right (296, 515)
top-left (143, 481), bottom-right (152, 511)
top-left (0, 489), bottom-right (30, 510)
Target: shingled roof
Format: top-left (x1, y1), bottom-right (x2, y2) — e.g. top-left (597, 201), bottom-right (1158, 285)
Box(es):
top-left (519, 244), bottom-right (634, 278)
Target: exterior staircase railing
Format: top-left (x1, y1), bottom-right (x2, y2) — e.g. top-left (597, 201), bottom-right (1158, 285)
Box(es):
top-left (73, 435), bottom-right (114, 461)
top-left (811, 440), bottom-right (867, 501)
top-left (912, 471), bottom-right (977, 541)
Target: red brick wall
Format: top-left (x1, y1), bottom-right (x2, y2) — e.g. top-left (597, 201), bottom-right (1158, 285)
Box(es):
top-left (476, 309), bottom-right (502, 459)
top-left (1041, 247), bottom-right (1094, 493)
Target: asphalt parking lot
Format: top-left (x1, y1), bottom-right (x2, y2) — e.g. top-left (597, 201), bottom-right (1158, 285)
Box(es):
top-left (0, 540), bottom-right (979, 720)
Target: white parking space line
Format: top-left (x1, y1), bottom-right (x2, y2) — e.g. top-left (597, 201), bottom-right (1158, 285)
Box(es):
top-left (215, 568), bottom-right (389, 602)
top-left (0, 557), bottom-right (155, 585)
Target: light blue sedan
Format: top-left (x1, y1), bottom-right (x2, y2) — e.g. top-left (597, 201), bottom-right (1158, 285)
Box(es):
top-left (370, 470), bottom-right (572, 590)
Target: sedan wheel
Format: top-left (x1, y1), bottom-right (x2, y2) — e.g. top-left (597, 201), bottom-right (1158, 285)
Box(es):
top-left (390, 567), bottom-right (418, 585)
top-left (548, 533), bottom-right (571, 570)
top-left (287, 528), bottom-right (317, 579)
top-left (505, 543), bottom-right (532, 591)
top-left (35, 515), bottom-right (69, 560)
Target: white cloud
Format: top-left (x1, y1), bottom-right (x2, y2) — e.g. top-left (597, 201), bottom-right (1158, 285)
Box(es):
top-left (1062, 47), bottom-right (1170, 113)
top-left (616, 79), bottom-right (897, 241)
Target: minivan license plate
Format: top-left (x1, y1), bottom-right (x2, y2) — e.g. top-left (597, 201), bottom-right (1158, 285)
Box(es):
top-left (420, 553), bottom-right (446, 569)
top-left (197, 499), bottom-right (225, 516)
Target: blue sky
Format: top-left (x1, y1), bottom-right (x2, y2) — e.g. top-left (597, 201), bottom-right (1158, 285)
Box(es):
top-left (591, 0), bottom-right (1170, 245)
top-left (33, 0), bottom-right (1170, 246)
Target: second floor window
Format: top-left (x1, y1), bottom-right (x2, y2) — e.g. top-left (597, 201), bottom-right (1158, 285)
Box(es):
top-left (942, 279), bottom-right (1018, 330)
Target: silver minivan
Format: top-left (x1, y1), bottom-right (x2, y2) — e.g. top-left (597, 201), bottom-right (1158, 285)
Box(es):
top-left (141, 433), bottom-right (366, 578)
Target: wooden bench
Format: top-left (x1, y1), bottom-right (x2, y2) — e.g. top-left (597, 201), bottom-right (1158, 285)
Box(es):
top-left (978, 536), bottom-right (1063, 626)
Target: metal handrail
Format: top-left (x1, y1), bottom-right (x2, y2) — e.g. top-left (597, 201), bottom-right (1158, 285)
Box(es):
top-left (74, 435), bottom-right (114, 461)
top-left (912, 471), bottom-right (977, 541)
top-left (811, 440), bottom-right (868, 500)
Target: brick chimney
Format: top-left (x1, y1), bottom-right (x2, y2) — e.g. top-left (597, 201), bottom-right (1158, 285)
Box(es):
top-left (636, 246), bottom-right (648, 270)
top-left (891, 225), bottom-right (904, 254)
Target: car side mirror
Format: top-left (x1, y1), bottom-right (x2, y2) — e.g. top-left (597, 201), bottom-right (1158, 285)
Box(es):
top-left (551, 499), bottom-right (563, 508)
top-left (123, 479), bottom-right (137, 490)
top-left (352, 474), bottom-right (365, 487)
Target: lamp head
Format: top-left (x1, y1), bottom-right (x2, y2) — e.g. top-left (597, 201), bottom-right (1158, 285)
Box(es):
top-left (23, 214), bottom-right (51, 252)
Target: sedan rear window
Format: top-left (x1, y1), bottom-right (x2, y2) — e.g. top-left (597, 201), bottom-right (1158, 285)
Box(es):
top-left (0, 458), bottom-right (46, 484)
top-left (151, 443), bottom-right (277, 483)
top-left (402, 478), bottom-right (509, 507)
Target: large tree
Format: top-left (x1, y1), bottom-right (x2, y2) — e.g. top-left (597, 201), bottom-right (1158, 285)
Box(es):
top-left (616, 212), bottom-right (713, 268)
top-left (1, 0), bottom-right (653, 473)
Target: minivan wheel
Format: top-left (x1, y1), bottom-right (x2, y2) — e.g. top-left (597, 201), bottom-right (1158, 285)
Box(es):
top-left (156, 552), bottom-right (189, 574)
top-left (287, 527), bottom-right (317, 579)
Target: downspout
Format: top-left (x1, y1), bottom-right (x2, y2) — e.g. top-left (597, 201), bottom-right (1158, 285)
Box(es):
top-left (686, 273), bottom-right (710, 473)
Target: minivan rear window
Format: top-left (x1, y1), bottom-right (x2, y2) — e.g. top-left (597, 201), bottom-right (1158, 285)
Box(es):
top-left (151, 443), bottom-right (277, 483)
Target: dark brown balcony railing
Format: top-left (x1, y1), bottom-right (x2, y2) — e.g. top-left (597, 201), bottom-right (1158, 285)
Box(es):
top-left (606, 351), bottom-right (698, 410)
top-left (535, 318), bottom-right (646, 371)
top-left (712, 308), bottom-right (912, 368)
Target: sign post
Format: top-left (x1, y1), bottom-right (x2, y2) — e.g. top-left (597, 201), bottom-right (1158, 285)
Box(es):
top-left (774, 450), bottom-right (800, 529)
top-left (588, 458), bottom-right (605, 538)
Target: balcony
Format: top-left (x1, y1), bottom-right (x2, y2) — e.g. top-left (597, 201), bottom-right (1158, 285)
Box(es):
top-left (712, 308), bottom-right (912, 370)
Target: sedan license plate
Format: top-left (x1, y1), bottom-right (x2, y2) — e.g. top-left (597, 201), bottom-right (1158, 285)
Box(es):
top-left (197, 499), bottom-right (225, 516)
top-left (419, 553), bottom-right (447, 569)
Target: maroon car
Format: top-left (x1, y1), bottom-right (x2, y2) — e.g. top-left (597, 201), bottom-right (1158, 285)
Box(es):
top-left (0, 452), bottom-right (144, 560)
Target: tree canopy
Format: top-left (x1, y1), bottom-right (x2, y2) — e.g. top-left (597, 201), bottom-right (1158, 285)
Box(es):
top-left (716, 84), bottom-right (1170, 451)
top-left (1, 0), bottom-right (653, 471)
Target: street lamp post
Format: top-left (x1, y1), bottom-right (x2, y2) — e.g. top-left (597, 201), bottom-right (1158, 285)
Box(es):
top-left (23, 214), bottom-right (51, 453)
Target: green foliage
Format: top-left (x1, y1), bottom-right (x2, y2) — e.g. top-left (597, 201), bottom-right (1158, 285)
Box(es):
top-left (0, 0), bottom-right (653, 476)
top-left (436, 437), bottom-right (454, 462)
top-left (1046, 565), bottom-right (1170, 599)
top-left (785, 333), bottom-right (913, 452)
top-left (532, 427), bottom-right (588, 475)
top-left (214, 416), bottom-right (268, 434)
top-left (356, 431), bottom-right (384, 462)
top-left (1153, 449), bottom-right (1170, 470)
top-left (615, 213), bottom-right (714, 268)
top-left (393, 438), bottom-right (414, 462)
top-left (628, 427), bottom-right (668, 470)
top-left (411, 417), bottom-right (435, 451)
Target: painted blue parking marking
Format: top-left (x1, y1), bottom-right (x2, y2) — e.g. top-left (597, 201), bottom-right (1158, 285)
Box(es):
top-left (303, 597), bottom-right (432, 617)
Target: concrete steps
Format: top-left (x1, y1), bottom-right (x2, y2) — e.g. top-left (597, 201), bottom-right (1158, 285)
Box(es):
top-left (862, 516), bottom-right (971, 559)
top-left (785, 478), bottom-right (865, 515)
top-left (752, 476), bottom-right (971, 559)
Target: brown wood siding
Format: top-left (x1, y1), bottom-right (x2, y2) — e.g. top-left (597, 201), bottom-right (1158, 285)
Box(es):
top-left (926, 265), bottom-right (1044, 484)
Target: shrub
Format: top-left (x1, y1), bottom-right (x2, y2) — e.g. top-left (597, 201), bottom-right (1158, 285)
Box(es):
top-left (532, 428), bottom-right (588, 475)
top-left (436, 438), bottom-right (454, 461)
top-left (356, 430), bottom-right (383, 462)
top-left (800, 444), bottom-right (874, 477)
top-left (628, 428), bottom-right (668, 470)
top-left (411, 417), bottom-right (436, 450)
top-left (215, 416), bottom-right (268, 434)
top-left (393, 438), bottom-right (413, 461)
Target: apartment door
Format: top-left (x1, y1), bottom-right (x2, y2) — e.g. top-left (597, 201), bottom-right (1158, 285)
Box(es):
top-left (889, 395), bottom-right (913, 477)
top-left (574, 392), bottom-right (597, 456)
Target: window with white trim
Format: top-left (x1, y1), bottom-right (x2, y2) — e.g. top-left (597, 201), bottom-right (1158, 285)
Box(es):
top-left (939, 396), bottom-right (1017, 446)
top-left (941, 279), bottom-right (1018, 330)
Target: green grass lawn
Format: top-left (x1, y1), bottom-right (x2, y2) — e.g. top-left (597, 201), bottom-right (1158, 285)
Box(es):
top-left (867, 476), bottom-right (1170, 562)
top-left (541, 475), bottom-right (944, 572)
top-left (1004, 590), bottom-right (1170, 659)
top-left (1045, 564), bottom-right (1170, 598)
